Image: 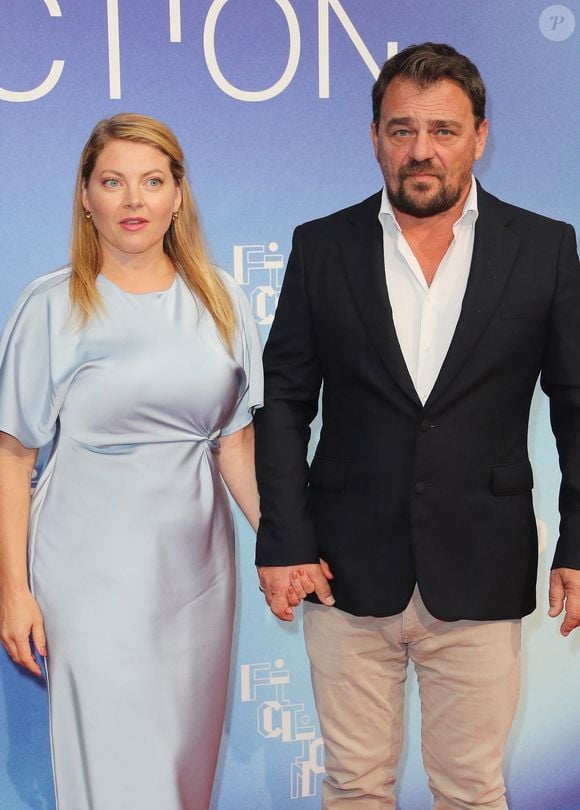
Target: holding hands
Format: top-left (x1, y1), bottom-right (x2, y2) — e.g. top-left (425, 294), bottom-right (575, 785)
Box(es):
top-left (257, 560), bottom-right (335, 621)
top-left (259, 562), bottom-right (580, 631)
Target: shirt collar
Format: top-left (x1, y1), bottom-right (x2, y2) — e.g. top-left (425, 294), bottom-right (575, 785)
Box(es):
top-left (378, 176), bottom-right (479, 232)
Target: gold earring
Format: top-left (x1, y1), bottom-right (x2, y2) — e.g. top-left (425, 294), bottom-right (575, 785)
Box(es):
top-left (84, 210), bottom-right (92, 220)
top-left (171, 210), bottom-right (179, 223)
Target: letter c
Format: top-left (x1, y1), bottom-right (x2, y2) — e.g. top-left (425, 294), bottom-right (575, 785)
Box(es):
top-left (0, 0), bottom-right (65, 103)
top-left (204, 0), bottom-right (300, 102)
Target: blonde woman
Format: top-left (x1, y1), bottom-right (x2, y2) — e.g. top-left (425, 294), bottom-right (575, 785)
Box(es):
top-left (0, 114), bottom-right (262, 809)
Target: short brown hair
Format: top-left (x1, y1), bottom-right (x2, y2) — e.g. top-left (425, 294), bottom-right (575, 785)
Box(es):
top-left (372, 43), bottom-right (486, 129)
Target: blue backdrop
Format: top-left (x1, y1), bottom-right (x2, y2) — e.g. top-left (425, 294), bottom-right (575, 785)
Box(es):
top-left (0, 2), bottom-right (578, 808)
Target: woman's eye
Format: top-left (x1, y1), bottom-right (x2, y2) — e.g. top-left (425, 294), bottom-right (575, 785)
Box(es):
top-left (103, 178), bottom-right (120, 188)
top-left (147, 178), bottom-right (162, 187)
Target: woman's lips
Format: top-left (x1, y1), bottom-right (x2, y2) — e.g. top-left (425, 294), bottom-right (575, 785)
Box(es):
top-left (119, 218), bottom-right (148, 231)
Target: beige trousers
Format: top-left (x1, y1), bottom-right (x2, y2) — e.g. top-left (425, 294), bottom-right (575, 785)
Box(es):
top-left (303, 588), bottom-right (521, 809)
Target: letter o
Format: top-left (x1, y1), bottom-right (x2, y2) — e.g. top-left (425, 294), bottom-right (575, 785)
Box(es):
top-left (204, 0), bottom-right (300, 102)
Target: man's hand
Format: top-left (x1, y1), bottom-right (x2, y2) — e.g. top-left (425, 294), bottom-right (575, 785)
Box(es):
top-left (548, 567), bottom-right (580, 636)
top-left (257, 563), bottom-right (335, 622)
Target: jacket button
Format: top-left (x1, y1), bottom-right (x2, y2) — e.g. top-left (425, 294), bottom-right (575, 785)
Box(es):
top-left (414, 482), bottom-right (426, 494)
top-left (419, 420), bottom-right (431, 432)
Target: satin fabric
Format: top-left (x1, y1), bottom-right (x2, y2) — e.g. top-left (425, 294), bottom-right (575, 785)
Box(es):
top-left (0, 268), bottom-right (263, 809)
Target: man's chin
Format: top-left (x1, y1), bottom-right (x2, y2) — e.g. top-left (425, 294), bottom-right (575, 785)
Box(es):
top-left (390, 195), bottom-right (443, 218)
top-left (407, 181), bottom-right (436, 194)
top-left (387, 184), bottom-right (460, 218)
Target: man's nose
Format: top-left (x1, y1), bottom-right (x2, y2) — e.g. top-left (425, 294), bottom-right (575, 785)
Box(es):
top-left (408, 130), bottom-right (436, 162)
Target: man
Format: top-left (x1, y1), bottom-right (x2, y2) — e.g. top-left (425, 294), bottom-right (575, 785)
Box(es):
top-left (254, 43), bottom-right (580, 809)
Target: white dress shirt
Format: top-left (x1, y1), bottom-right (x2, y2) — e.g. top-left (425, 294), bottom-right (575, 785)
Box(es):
top-left (378, 179), bottom-right (479, 404)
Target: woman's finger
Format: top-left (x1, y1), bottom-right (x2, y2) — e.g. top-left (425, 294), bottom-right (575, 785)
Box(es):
top-left (286, 586), bottom-right (301, 607)
top-left (14, 634), bottom-right (42, 677)
top-left (296, 569), bottom-right (316, 595)
top-left (31, 618), bottom-right (47, 658)
top-left (290, 571), bottom-right (308, 599)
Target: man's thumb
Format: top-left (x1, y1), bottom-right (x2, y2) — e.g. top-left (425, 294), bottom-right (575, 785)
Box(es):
top-left (315, 575), bottom-right (335, 606)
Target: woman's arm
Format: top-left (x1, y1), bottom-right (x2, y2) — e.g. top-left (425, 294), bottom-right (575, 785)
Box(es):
top-left (0, 431), bottom-right (45, 676)
top-left (219, 423), bottom-right (320, 619)
top-left (218, 423), bottom-right (260, 532)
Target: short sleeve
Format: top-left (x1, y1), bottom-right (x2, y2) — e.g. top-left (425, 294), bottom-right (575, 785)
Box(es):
top-left (220, 273), bottom-right (264, 436)
top-left (0, 280), bottom-right (61, 449)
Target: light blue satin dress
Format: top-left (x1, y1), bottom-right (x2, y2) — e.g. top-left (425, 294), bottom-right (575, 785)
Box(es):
top-left (0, 267), bottom-right (263, 810)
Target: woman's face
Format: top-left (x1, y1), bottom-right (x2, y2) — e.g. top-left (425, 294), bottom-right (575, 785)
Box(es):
top-left (81, 138), bottom-right (182, 265)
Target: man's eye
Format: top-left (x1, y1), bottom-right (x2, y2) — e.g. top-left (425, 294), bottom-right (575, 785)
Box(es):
top-left (437, 129), bottom-right (453, 137)
top-left (392, 129), bottom-right (410, 138)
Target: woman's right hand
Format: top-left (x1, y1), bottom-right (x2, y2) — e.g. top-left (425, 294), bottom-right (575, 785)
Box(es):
top-left (0, 588), bottom-right (46, 677)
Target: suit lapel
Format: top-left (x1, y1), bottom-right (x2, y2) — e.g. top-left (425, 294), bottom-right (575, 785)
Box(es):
top-left (425, 186), bottom-right (521, 407)
top-left (339, 192), bottom-right (421, 405)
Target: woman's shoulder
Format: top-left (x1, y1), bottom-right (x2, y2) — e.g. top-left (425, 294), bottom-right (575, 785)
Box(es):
top-left (11, 266), bottom-right (72, 312)
top-left (19, 266), bottom-right (72, 302)
top-left (215, 267), bottom-right (251, 311)
top-left (215, 266), bottom-right (239, 294)
top-left (4, 266), bottom-right (72, 327)
top-left (216, 267), bottom-right (257, 329)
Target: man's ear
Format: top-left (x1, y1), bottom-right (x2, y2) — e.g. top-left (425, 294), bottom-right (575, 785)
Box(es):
top-left (370, 121), bottom-right (380, 160)
top-left (474, 118), bottom-right (488, 161)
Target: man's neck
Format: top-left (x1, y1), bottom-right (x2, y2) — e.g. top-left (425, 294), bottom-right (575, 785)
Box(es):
top-left (391, 187), bottom-right (472, 286)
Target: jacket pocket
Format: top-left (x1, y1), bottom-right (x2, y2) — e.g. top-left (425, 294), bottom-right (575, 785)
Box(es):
top-left (309, 456), bottom-right (347, 491)
top-left (490, 459), bottom-right (534, 496)
top-left (499, 300), bottom-right (550, 319)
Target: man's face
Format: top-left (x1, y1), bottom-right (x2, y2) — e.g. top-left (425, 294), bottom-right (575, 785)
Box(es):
top-left (371, 77), bottom-right (488, 218)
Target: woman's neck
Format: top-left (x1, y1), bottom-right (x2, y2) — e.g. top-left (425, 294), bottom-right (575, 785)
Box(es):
top-left (99, 248), bottom-right (176, 293)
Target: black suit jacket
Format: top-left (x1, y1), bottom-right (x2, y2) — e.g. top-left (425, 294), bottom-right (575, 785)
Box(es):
top-left (254, 185), bottom-right (580, 620)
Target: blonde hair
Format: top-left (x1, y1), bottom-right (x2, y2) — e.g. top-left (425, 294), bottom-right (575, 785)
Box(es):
top-left (70, 113), bottom-right (235, 349)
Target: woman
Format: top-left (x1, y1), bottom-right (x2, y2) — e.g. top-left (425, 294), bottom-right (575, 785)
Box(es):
top-left (0, 114), bottom-right (262, 809)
